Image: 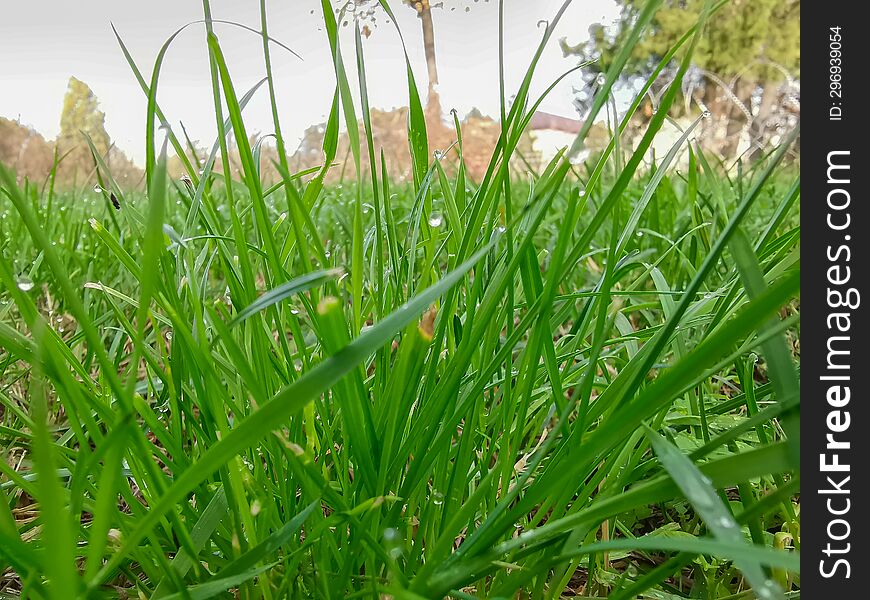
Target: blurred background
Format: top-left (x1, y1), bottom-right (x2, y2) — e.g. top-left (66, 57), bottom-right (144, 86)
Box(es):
top-left (0, 0), bottom-right (799, 187)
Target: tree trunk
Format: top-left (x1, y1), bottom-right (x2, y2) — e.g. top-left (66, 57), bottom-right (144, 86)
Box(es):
top-left (700, 84), bottom-right (727, 156)
top-left (411, 0), bottom-right (441, 119)
top-left (748, 82), bottom-right (779, 160)
top-left (721, 79), bottom-right (754, 159)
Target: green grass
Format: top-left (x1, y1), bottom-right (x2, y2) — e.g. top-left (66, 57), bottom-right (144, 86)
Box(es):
top-left (0, 0), bottom-right (800, 598)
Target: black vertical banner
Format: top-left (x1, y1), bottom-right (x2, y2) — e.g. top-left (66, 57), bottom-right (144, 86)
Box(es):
top-left (803, 3), bottom-right (867, 595)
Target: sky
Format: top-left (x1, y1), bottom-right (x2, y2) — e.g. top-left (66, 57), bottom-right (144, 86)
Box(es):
top-left (0, 0), bottom-right (620, 165)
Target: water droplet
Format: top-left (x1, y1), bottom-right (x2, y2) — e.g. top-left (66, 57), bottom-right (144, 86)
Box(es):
top-left (428, 213), bottom-right (443, 228)
top-left (714, 515), bottom-right (735, 529)
top-left (383, 527), bottom-right (399, 542)
top-left (17, 278), bottom-right (34, 292)
top-left (290, 308), bottom-right (300, 316)
top-left (431, 490), bottom-right (444, 505)
top-left (636, 231), bottom-right (644, 237)
top-left (596, 73), bottom-right (607, 86)
top-left (93, 184), bottom-right (103, 193)
top-left (755, 581), bottom-right (781, 600)
top-left (702, 110), bottom-right (711, 119)
top-left (382, 527), bottom-right (403, 559)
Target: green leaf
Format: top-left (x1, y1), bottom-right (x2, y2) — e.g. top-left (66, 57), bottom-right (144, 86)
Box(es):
top-left (644, 426), bottom-right (788, 600)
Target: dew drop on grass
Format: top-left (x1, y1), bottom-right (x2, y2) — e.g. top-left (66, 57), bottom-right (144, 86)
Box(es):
top-left (702, 110), bottom-right (712, 119)
top-left (431, 490), bottom-right (444, 505)
top-left (713, 515), bottom-right (735, 529)
top-left (596, 73), bottom-right (607, 86)
top-left (17, 278), bottom-right (35, 292)
top-left (93, 184), bottom-right (103, 193)
top-left (755, 581), bottom-right (781, 600)
top-left (382, 527), bottom-right (403, 559)
top-left (428, 213), bottom-right (443, 228)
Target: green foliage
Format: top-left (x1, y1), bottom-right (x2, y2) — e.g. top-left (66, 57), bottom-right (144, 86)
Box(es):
top-left (566, 0), bottom-right (799, 83)
top-left (58, 76), bottom-right (110, 156)
top-left (0, 0), bottom-right (800, 598)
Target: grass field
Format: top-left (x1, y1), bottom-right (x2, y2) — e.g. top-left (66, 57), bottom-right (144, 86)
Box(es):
top-left (0, 0), bottom-right (800, 598)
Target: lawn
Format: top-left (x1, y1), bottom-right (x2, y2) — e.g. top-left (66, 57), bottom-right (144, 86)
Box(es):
top-left (0, 1), bottom-right (800, 598)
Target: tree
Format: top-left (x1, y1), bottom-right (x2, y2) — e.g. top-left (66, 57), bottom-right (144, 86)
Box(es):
top-left (57, 76), bottom-right (111, 177)
top-left (0, 118), bottom-right (55, 181)
top-left (340, 1), bottom-right (482, 121)
top-left (407, 1), bottom-right (440, 115)
top-left (563, 0), bottom-right (800, 157)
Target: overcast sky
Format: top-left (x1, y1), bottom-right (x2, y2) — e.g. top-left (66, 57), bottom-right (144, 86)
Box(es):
top-left (1, 0), bottom-right (619, 165)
